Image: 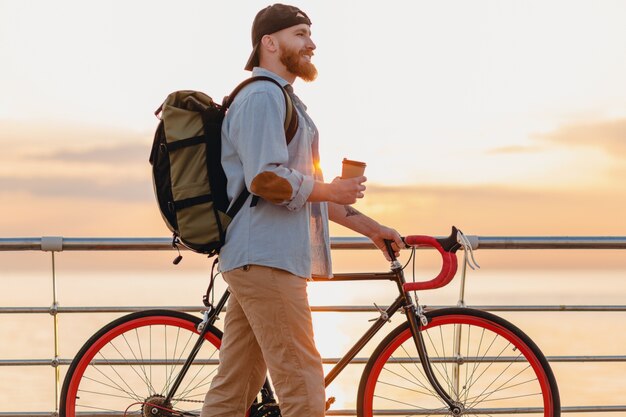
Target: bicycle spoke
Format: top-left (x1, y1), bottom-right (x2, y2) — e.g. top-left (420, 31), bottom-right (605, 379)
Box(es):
top-left (164, 326), bottom-right (184, 393)
top-left (132, 327), bottom-right (156, 395)
top-left (373, 393), bottom-right (448, 413)
top-left (469, 389), bottom-right (543, 404)
top-left (163, 326), bottom-right (198, 397)
top-left (398, 345), bottom-right (441, 397)
top-left (173, 348), bottom-right (220, 406)
top-left (436, 324), bottom-right (455, 399)
top-left (120, 332), bottom-right (155, 395)
top-left (106, 338), bottom-right (155, 397)
top-left (77, 388), bottom-right (145, 401)
top-left (90, 352), bottom-right (143, 401)
top-left (463, 324), bottom-right (473, 406)
top-left (73, 403), bottom-right (135, 413)
top-left (423, 328), bottom-right (457, 399)
top-left (466, 362), bottom-right (538, 409)
top-left (164, 324), bottom-right (169, 396)
top-left (458, 331), bottom-right (506, 403)
top-left (79, 374), bottom-right (141, 401)
top-left (462, 343), bottom-right (520, 408)
top-left (380, 365), bottom-right (431, 394)
top-left (377, 378), bottom-right (441, 397)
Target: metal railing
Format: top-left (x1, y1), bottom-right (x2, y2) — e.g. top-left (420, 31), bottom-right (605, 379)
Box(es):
top-left (1, 235), bottom-right (626, 416)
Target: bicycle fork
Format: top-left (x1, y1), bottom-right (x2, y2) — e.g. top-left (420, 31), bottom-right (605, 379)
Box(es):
top-left (405, 300), bottom-right (463, 416)
top-left (392, 255), bottom-right (462, 416)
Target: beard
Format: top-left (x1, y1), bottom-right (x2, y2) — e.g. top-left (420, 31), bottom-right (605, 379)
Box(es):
top-left (279, 45), bottom-right (318, 82)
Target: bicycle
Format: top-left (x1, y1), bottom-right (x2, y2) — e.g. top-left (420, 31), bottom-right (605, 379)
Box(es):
top-left (60, 227), bottom-right (560, 416)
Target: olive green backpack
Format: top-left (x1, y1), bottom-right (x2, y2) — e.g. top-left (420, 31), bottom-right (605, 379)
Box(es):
top-left (149, 77), bottom-right (298, 261)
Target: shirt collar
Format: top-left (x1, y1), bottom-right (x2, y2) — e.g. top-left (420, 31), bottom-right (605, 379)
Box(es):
top-left (252, 67), bottom-right (291, 89)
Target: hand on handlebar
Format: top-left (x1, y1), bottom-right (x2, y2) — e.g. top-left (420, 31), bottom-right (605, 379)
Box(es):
top-left (369, 225), bottom-right (404, 261)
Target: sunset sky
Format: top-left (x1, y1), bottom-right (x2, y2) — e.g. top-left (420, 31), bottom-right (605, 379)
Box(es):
top-left (1, 0), bottom-right (626, 270)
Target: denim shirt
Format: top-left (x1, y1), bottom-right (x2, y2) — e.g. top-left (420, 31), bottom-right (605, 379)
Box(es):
top-left (219, 67), bottom-right (332, 278)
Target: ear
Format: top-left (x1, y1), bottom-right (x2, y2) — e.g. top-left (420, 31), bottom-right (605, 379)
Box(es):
top-left (261, 34), bottom-right (278, 53)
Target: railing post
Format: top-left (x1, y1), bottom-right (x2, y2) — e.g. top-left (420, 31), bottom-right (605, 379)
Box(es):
top-left (42, 236), bottom-right (63, 416)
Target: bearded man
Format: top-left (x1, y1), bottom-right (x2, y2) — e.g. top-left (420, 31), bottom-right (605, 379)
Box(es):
top-left (201, 4), bottom-right (403, 417)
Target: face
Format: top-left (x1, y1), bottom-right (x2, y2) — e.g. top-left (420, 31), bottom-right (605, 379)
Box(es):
top-left (274, 24), bottom-right (317, 82)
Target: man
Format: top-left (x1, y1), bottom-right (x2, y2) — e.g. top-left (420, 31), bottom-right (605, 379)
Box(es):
top-left (201, 4), bottom-right (404, 417)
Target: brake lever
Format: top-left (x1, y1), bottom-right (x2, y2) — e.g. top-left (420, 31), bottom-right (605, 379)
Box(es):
top-left (384, 239), bottom-right (402, 270)
top-left (456, 229), bottom-right (480, 270)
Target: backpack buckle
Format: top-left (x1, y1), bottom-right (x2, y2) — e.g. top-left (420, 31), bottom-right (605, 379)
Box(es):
top-left (172, 235), bottom-right (183, 265)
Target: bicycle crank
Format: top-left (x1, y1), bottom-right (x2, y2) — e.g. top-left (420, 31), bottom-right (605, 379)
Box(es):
top-left (249, 401), bottom-right (281, 417)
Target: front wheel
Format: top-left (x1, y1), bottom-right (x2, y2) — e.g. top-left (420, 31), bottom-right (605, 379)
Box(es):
top-left (60, 310), bottom-right (222, 417)
top-left (357, 308), bottom-right (560, 416)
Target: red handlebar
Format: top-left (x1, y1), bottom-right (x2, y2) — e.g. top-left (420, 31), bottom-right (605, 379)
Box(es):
top-left (402, 234), bottom-right (459, 291)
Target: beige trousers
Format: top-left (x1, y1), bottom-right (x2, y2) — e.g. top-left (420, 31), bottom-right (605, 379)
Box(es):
top-left (201, 265), bottom-right (326, 417)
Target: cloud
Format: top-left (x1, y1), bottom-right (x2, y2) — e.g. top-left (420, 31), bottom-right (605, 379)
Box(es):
top-left (0, 119), bottom-right (152, 145)
top-left (31, 143), bottom-right (150, 164)
top-left (535, 117), bottom-right (626, 158)
top-left (1, 121), bottom-right (153, 166)
top-left (0, 121), bottom-right (154, 200)
top-left (0, 176), bottom-right (153, 202)
top-left (361, 183), bottom-right (626, 237)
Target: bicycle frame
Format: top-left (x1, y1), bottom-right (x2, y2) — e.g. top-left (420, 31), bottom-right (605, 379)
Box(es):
top-left (164, 270), bottom-right (460, 412)
top-left (164, 228), bottom-right (467, 413)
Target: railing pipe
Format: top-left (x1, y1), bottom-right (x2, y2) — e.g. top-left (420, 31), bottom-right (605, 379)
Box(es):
top-left (1, 305), bottom-right (626, 314)
top-left (3, 235), bottom-right (626, 251)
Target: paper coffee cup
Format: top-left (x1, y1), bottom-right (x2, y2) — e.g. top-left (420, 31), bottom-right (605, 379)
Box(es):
top-left (341, 158), bottom-right (366, 179)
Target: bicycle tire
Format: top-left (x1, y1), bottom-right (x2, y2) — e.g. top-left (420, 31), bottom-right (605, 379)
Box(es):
top-left (357, 307), bottom-right (560, 416)
top-left (60, 309), bottom-right (223, 417)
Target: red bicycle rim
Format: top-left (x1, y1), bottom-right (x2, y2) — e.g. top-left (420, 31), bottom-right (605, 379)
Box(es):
top-left (64, 315), bottom-right (221, 416)
top-left (362, 314), bottom-right (555, 417)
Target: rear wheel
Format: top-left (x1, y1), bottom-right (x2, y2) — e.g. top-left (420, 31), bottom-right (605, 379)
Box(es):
top-left (60, 310), bottom-right (222, 417)
top-left (357, 308), bottom-right (560, 416)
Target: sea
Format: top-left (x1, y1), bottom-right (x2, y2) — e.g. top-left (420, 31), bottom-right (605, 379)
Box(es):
top-left (1, 249), bottom-right (625, 415)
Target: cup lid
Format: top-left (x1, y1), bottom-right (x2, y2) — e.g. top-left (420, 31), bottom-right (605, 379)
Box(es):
top-left (342, 158), bottom-right (366, 166)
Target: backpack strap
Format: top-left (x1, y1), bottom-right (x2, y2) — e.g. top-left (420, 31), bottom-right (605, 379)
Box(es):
top-left (226, 185), bottom-right (253, 218)
top-left (282, 88), bottom-right (298, 144)
top-left (224, 76), bottom-right (300, 212)
top-left (224, 76), bottom-right (298, 144)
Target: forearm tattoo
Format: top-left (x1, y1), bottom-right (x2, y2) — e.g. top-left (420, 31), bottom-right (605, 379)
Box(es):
top-left (344, 205), bottom-right (362, 217)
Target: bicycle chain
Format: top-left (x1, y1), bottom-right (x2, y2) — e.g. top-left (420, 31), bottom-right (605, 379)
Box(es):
top-left (170, 398), bottom-right (282, 417)
top-left (172, 398), bottom-right (204, 403)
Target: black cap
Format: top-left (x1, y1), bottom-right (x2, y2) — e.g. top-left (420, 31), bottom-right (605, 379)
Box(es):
top-left (245, 4), bottom-right (312, 71)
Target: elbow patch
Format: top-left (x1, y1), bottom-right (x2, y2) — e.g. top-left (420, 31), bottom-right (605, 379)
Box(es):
top-left (250, 171), bottom-right (293, 204)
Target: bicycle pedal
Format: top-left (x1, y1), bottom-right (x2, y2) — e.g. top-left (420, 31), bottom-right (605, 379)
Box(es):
top-left (250, 402), bottom-right (281, 417)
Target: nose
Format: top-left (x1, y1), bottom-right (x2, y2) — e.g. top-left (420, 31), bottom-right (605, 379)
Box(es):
top-left (307, 36), bottom-right (316, 51)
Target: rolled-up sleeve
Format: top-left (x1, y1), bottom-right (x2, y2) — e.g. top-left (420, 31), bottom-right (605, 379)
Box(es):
top-left (227, 85), bottom-right (313, 210)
